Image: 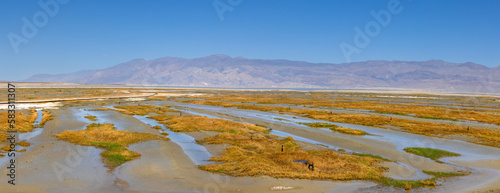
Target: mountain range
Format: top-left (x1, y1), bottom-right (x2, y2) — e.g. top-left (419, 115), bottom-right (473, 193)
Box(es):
top-left (24, 54), bottom-right (500, 93)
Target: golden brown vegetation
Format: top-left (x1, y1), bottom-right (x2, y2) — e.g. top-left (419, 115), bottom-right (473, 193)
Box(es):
top-left (191, 94), bottom-right (500, 125)
top-left (108, 103), bottom-right (452, 189)
top-left (17, 141), bottom-right (31, 147)
top-left (0, 132), bottom-right (6, 143)
top-left (300, 122), bottom-right (367, 135)
top-left (114, 105), bottom-right (178, 116)
top-left (166, 115), bottom-right (268, 134)
top-left (159, 115), bottom-right (386, 181)
top-left (182, 100), bottom-right (500, 148)
top-left (200, 135), bottom-right (385, 180)
top-left (0, 109), bottom-right (38, 132)
top-left (84, 115), bottom-right (98, 121)
top-left (39, 110), bottom-right (53, 127)
top-left (55, 123), bottom-right (168, 169)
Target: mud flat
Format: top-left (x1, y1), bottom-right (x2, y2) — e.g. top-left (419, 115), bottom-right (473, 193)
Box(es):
top-left (0, 104), bottom-right (377, 193)
top-left (163, 101), bottom-right (500, 192)
top-left (1, 89), bottom-right (499, 192)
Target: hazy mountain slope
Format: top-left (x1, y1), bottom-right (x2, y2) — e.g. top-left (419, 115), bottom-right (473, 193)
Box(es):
top-left (24, 55), bottom-right (500, 93)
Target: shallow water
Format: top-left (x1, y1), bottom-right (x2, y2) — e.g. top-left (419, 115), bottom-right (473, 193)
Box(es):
top-left (174, 102), bottom-right (500, 163)
top-left (71, 107), bottom-right (135, 131)
top-left (132, 115), bottom-right (214, 165)
top-left (270, 130), bottom-right (341, 151)
top-left (171, 107), bottom-right (221, 119)
top-left (19, 109), bottom-right (44, 141)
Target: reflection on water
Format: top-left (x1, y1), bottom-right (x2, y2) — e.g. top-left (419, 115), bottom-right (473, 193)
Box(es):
top-left (133, 115), bottom-right (214, 165)
top-left (170, 107), bottom-right (220, 119)
top-left (270, 130), bottom-right (341, 151)
top-left (176, 102), bottom-right (500, 162)
top-left (20, 109), bottom-right (44, 141)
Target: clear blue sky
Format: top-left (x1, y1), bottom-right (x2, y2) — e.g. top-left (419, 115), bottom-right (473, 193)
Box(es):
top-left (1, 0), bottom-right (499, 81)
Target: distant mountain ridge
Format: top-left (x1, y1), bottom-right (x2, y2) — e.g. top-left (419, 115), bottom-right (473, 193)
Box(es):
top-left (24, 55), bottom-right (500, 93)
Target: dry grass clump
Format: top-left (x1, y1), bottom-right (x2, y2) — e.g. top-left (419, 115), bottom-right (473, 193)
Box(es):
top-left (55, 123), bottom-right (168, 169)
top-left (39, 110), bottom-right (53, 127)
top-left (114, 105), bottom-right (178, 116)
top-left (148, 114), bottom-right (175, 125)
top-left (0, 132), bottom-right (7, 142)
top-left (84, 115), bottom-right (98, 121)
top-left (166, 115), bottom-right (269, 134)
top-left (0, 109), bottom-right (38, 132)
top-left (300, 122), bottom-right (367, 135)
top-left (152, 125), bottom-right (162, 130)
top-left (17, 141), bottom-right (31, 147)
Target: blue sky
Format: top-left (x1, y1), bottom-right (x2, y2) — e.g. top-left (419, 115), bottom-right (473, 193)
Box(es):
top-left (1, 0), bottom-right (499, 81)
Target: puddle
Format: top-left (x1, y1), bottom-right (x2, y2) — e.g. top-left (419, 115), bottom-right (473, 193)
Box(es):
top-left (133, 115), bottom-right (214, 165)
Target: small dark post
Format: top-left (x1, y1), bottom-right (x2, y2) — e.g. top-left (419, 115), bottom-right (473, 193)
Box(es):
top-left (281, 145), bottom-right (284, 152)
top-left (467, 126), bottom-right (470, 131)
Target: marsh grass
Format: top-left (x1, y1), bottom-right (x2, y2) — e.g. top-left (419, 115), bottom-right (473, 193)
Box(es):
top-left (55, 123), bottom-right (168, 169)
top-left (199, 134), bottom-right (386, 181)
top-left (422, 170), bottom-right (469, 178)
top-left (147, 114), bottom-right (175, 125)
top-left (403, 147), bottom-right (460, 161)
top-left (0, 109), bottom-right (38, 132)
top-left (84, 115), bottom-right (98, 121)
top-left (39, 110), bottom-right (53, 127)
top-left (117, 103), bottom-right (469, 190)
top-left (378, 170), bottom-right (469, 190)
top-left (191, 94), bottom-right (500, 125)
top-left (166, 115), bottom-right (268, 134)
top-left (154, 113), bottom-right (387, 182)
top-left (0, 132), bottom-right (6, 143)
top-left (183, 100), bottom-right (500, 148)
top-left (300, 122), bottom-right (367, 135)
top-left (114, 105), bottom-right (178, 116)
top-left (377, 177), bottom-right (436, 190)
top-left (352, 153), bottom-right (390, 161)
